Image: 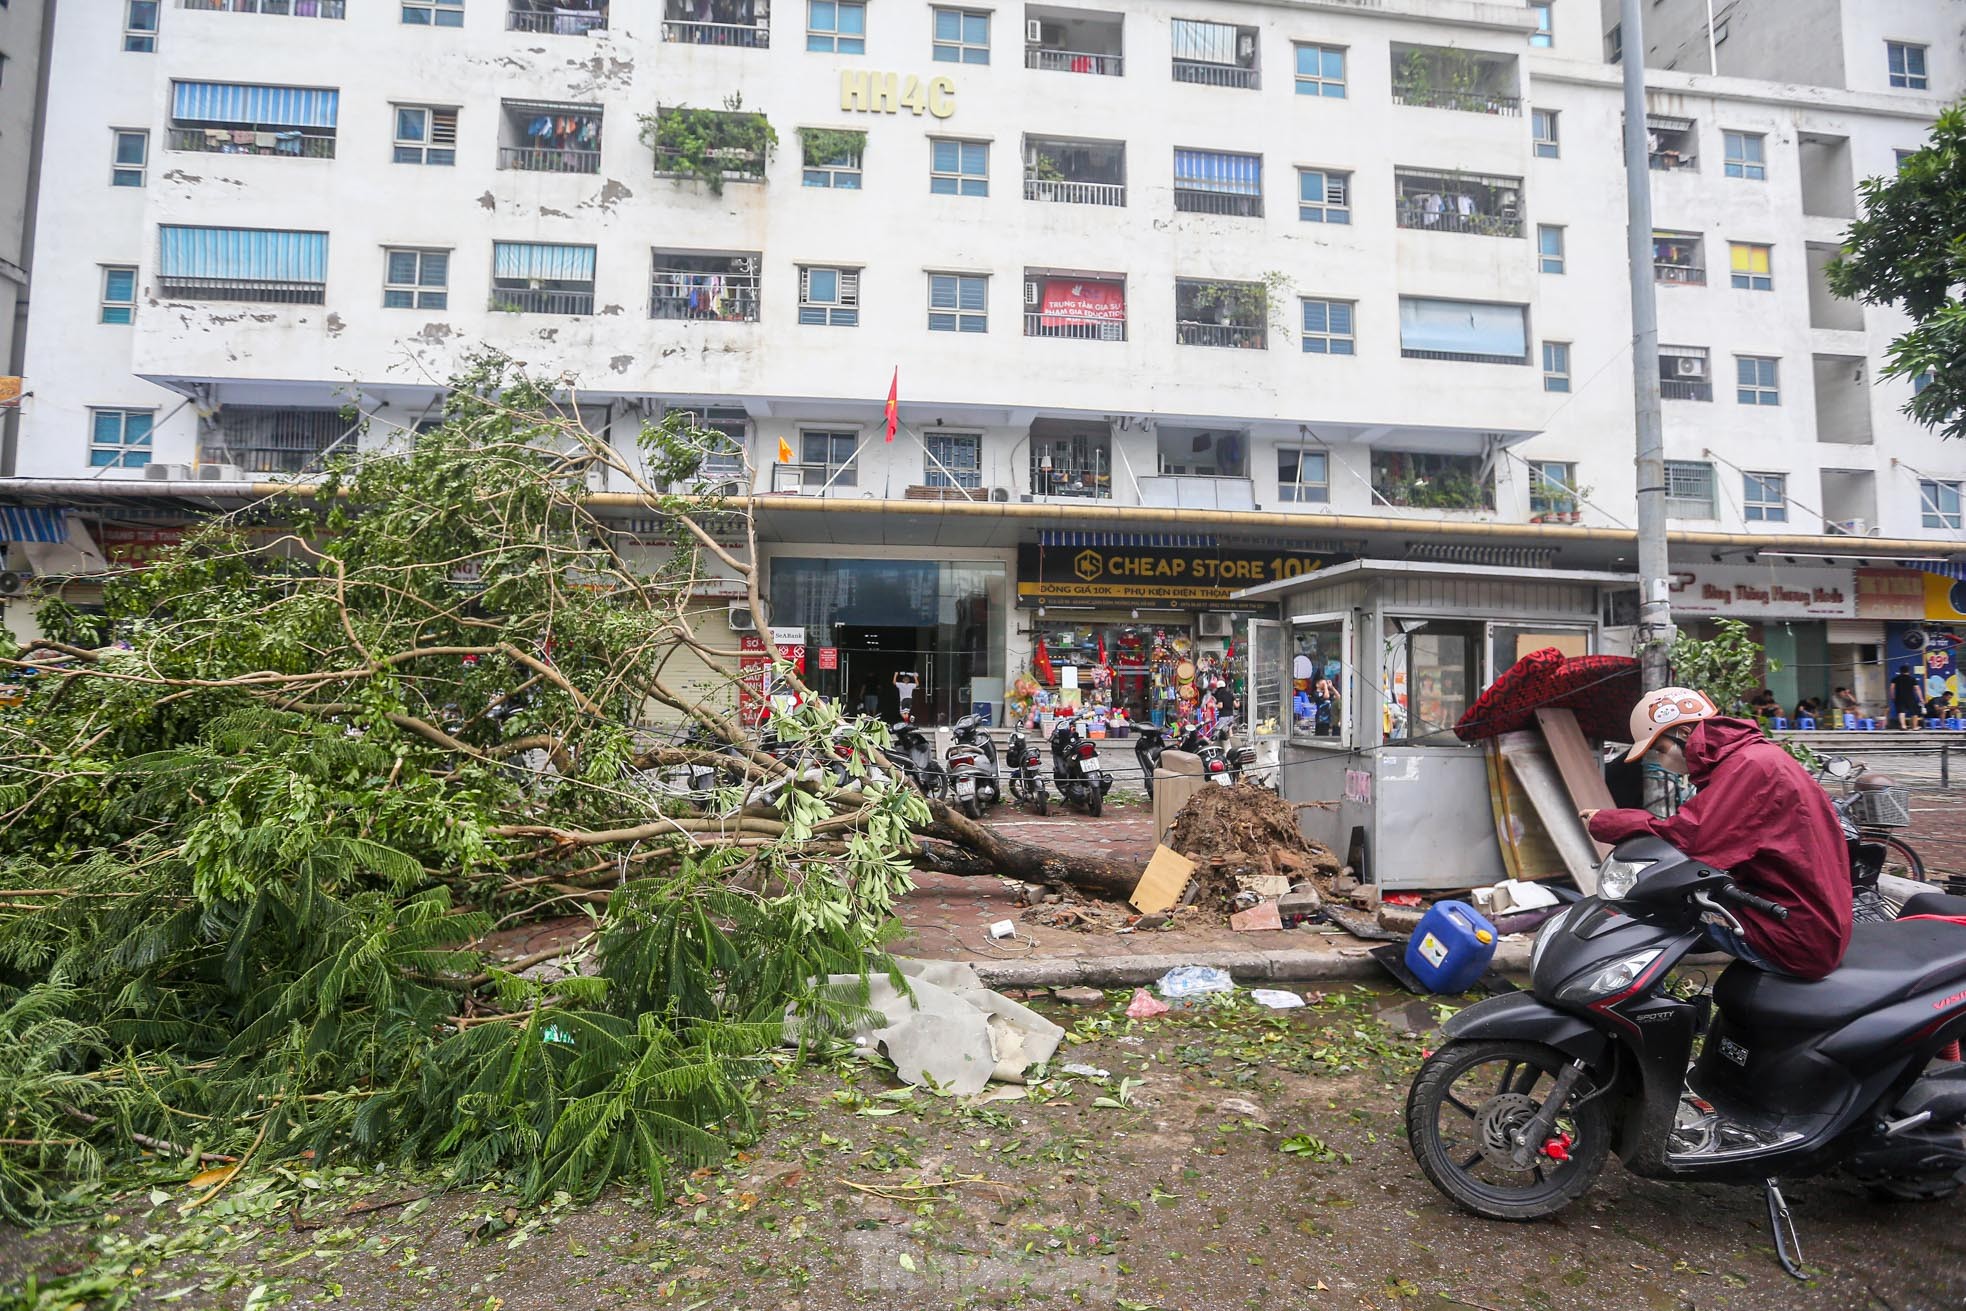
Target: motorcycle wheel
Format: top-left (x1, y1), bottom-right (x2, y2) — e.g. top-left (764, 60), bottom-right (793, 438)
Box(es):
top-left (962, 794), bottom-right (982, 820)
top-left (1406, 1039), bottom-right (1609, 1222)
top-left (1866, 1174), bottom-right (1962, 1203)
top-left (1086, 788), bottom-right (1103, 818)
top-left (1882, 836), bottom-right (1928, 882)
top-left (1034, 791), bottom-right (1048, 817)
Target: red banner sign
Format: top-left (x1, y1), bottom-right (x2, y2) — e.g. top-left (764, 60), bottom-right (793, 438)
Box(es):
top-left (818, 646), bottom-right (839, 671)
top-left (1041, 279), bottom-right (1124, 327)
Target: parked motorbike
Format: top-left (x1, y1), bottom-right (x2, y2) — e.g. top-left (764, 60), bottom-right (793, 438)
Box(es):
top-left (884, 719), bottom-right (948, 800)
top-left (1007, 724), bottom-right (1049, 815)
top-left (1049, 712), bottom-right (1112, 817)
top-left (1406, 835), bottom-right (1966, 1278)
top-left (944, 714), bottom-right (1002, 819)
top-left (1136, 721), bottom-right (1256, 799)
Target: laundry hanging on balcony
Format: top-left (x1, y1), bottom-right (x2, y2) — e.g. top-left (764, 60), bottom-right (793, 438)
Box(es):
top-left (492, 242), bottom-right (596, 282)
top-left (1173, 149), bottom-right (1260, 195)
top-left (159, 226), bottom-right (329, 284)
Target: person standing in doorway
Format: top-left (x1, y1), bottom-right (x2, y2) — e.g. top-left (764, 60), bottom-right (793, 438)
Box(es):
top-left (1891, 664), bottom-right (1924, 730)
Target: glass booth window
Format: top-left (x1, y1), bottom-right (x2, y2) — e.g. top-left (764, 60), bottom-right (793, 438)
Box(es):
top-left (1384, 618), bottom-right (1483, 743)
top-left (1288, 619), bottom-right (1347, 744)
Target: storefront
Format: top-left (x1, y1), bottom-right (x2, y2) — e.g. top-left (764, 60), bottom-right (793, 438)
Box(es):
top-left (1013, 534), bottom-right (1334, 731)
top-left (1666, 562), bottom-right (1857, 712)
top-left (1880, 567), bottom-right (1966, 712)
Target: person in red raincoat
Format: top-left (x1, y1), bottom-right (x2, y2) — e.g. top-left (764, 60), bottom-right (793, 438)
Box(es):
top-left (1584, 687), bottom-right (1852, 980)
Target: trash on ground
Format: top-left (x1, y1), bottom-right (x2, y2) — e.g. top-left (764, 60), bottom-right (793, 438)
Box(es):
top-left (987, 919), bottom-right (1018, 940)
top-left (1217, 1096), bottom-right (1266, 1120)
top-left (1156, 964), bottom-right (1235, 998)
top-left (1130, 845), bottom-right (1199, 914)
top-left (1278, 884), bottom-right (1323, 928)
top-left (1248, 988), bottom-right (1306, 1010)
top-left (1236, 874), bottom-right (1292, 899)
top-left (1052, 985), bottom-right (1106, 1007)
top-left (1473, 878), bottom-right (1562, 916)
top-left (1382, 892), bottom-right (1424, 908)
top-left (1493, 904), bottom-right (1565, 937)
top-left (1229, 901), bottom-right (1283, 932)
top-left (1126, 987), bottom-right (1170, 1018)
top-left (789, 957), bottom-right (1065, 1096)
top-left (1403, 900), bottom-right (1499, 994)
top-left (1062, 1061), bottom-right (1111, 1079)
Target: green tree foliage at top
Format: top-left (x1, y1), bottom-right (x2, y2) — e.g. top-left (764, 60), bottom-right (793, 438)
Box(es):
top-left (1829, 103), bottom-right (1966, 442)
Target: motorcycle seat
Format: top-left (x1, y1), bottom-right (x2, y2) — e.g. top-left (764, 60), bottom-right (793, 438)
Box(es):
top-left (1903, 891), bottom-right (1966, 919)
top-left (1715, 920), bottom-right (1966, 1029)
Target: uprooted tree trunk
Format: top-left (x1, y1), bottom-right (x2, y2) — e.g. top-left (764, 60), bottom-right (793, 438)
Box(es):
top-left (0, 354), bottom-right (1141, 1218)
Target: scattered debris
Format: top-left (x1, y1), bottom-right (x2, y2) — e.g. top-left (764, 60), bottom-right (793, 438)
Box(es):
top-left (1166, 786), bottom-right (1341, 909)
top-left (1377, 902), bottom-right (1427, 935)
top-left (1062, 1061), bottom-right (1111, 1079)
top-left (1053, 986), bottom-right (1107, 1007)
top-left (1130, 845), bottom-right (1199, 914)
top-left (1126, 988), bottom-right (1170, 1019)
top-left (1156, 965), bottom-right (1235, 999)
top-left (1278, 884), bottom-right (1323, 928)
top-left (1248, 988), bottom-right (1306, 1011)
top-left (1217, 1096), bottom-right (1265, 1120)
top-left (1229, 901), bottom-right (1283, 933)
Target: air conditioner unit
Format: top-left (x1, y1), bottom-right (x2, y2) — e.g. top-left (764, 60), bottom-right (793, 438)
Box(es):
top-left (197, 463), bottom-right (247, 481)
top-left (989, 486), bottom-right (1011, 502)
top-left (727, 604), bottom-right (758, 633)
top-left (143, 462), bottom-right (192, 481)
top-left (1675, 357), bottom-right (1706, 378)
top-left (0, 570), bottom-right (30, 597)
top-left (1025, 17), bottom-right (1043, 43)
top-left (1198, 613), bottom-right (1234, 638)
top-left (1835, 517), bottom-right (1868, 536)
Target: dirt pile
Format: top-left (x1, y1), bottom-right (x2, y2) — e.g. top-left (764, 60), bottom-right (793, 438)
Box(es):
top-left (1166, 785), bottom-right (1341, 908)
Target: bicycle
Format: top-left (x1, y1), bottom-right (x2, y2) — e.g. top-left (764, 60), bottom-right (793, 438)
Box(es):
top-left (1818, 756), bottom-right (1927, 882)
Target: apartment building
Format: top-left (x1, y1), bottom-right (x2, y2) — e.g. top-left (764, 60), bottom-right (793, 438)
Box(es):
top-left (3, 0), bottom-right (1962, 718)
top-left (0, 0), bottom-right (51, 473)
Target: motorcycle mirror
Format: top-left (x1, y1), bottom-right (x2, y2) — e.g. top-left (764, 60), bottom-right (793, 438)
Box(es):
top-left (1824, 756), bottom-right (1855, 779)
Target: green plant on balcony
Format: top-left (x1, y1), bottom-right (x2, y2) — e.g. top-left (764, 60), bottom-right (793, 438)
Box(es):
top-left (1029, 153), bottom-right (1065, 183)
top-left (797, 126), bottom-right (865, 169)
top-left (640, 94), bottom-right (779, 195)
top-left (1396, 48), bottom-right (1483, 107)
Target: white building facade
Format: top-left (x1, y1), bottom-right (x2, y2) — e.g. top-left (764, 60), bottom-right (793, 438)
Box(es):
top-left (5, 0), bottom-right (1965, 719)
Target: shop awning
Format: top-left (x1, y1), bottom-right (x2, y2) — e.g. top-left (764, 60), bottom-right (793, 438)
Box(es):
top-left (1918, 562), bottom-right (1966, 580)
top-left (1646, 113), bottom-right (1696, 133)
top-left (0, 506), bottom-right (68, 543)
top-left (1038, 531), bottom-right (1217, 548)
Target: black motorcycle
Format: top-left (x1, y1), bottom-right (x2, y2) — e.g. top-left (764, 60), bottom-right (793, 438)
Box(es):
top-left (1136, 721), bottom-right (1247, 800)
top-left (1007, 724), bottom-right (1048, 815)
top-left (1049, 712), bottom-right (1111, 817)
top-left (944, 714), bottom-right (1001, 819)
top-left (1406, 836), bottom-right (1966, 1277)
top-left (883, 719), bottom-right (947, 800)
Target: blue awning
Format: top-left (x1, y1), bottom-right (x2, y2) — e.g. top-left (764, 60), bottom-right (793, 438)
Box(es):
top-left (493, 241), bottom-right (597, 281)
top-left (1039, 531), bottom-right (1218, 548)
top-left (1917, 563), bottom-right (1966, 580)
top-left (159, 226), bottom-right (329, 282)
top-left (171, 81), bottom-right (340, 128)
top-left (0, 507), bottom-right (68, 544)
top-left (1174, 149), bottom-right (1261, 195)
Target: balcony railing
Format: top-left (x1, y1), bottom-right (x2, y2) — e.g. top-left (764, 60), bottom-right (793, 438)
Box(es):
top-left (1030, 467), bottom-right (1112, 499)
top-left (1024, 176), bottom-right (1125, 206)
top-left (1392, 85), bottom-right (1521, 116)
top-left (1400, 348), bottom-right (1527, 366)
top-left (1140, 475), bottom-right (1256, 511)
top-left (1026, 47), bottom-right (1122, 75)
top-left (1177, 321), bottom-right (1266, 349)
top-left (490, 288), bottom-right (595, 315)
top-left (180, 0), bottom-right (345, 15)
top-left (1172, 59), bottom-right (1258, 89)
top-left (499, 145), bottom-right (602, 174)
top-left (653, 146), bottom-right (767, 183)
top-left (661, 19), bottom-right (769, 46)
top-left (1024, 312), bottom-right (1126, 341)
top-left (1661, 378), bottom-right (1713, 400)
top-left (1395, 206), bottom-right (1522, 238)
top-left (1654, 262), bottom-right (1706, 285)
top-left (159, 277), bottom-right (325, 305)
top-left (1174, 189), bottom-right (1262, 218)
top-left (651, 268), bottom-right (761, 321)
top-left (168, 127), bottom-right (336, 158)
top-left (509, 5), bottom-right (607, 33)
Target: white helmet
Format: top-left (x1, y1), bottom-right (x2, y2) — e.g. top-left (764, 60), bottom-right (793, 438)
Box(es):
top-left (1625, 687), bottom-right (1719, 762)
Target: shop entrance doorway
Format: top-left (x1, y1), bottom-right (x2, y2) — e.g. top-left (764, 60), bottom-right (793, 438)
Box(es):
top-left (838, 625), bottom-right (934, 724)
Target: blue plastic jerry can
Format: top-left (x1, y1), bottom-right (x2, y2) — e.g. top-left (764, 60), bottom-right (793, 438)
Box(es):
top-left (1405, 900), bottom-right (1499, 994)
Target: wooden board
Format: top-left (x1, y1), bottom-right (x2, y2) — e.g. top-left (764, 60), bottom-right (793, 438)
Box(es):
top-left (1130, 845), bottom-right (1198, 914)
top-left (1496, 731), bottom-right (1600, 894)
top-left (1534, 708), bottom-right (1615, 862)
top-left (1484, 739), bottom-right (1570, 883)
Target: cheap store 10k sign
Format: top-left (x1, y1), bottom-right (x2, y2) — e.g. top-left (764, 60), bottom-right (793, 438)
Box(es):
top-left (1016, 544), bottom-right (1332, 607)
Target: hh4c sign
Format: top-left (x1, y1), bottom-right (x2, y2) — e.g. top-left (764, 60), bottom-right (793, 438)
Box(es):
top-left (1017, 543), bottom-right (1333, 608)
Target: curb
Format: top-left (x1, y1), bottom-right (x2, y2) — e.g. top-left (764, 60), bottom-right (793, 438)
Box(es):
top-left (967, 937), bottom-right (1535, 990)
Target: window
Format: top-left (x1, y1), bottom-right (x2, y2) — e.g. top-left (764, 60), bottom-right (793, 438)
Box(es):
top-left (125, 0), bottom-right (158, 50)
top-left (158, 225), bottom-right (329, 304)
top-left (89, 409), bottom-right (155, 468)
top-left (1173, 148), bottom-right (1262, 217)
top-left (932, 7), bottom-right (989, 63)
top-left (203, 407), bottom-right (347, 475)
top-left (924, 431), bottom-right (981, 490)
top-left (1723, 131), bottom-right (1765, 180)
top-left (1915, 370), bottom-right (1935, 395)
top-left (100, 267), bottom-right (138, 324)
top-left (1606, 23), bottom-right (1622, 64)
top-left (1528, 1), bottom-right (1552, 47)
top-left (1528, 460), bottom-right (1575, 515)
top-left (383, 248), bottom-right (449, 309)
top-left (1532, 109), bottom-right (1559, 158)
top-left (490, 241), bottom-right (596, 315)
top-left (798, 265), bottom-right (859, 326)
top-left (671, 407), bottom-right (748, 484)
top-left (1665, 460), bottom-right (1717, 519)
top-left (650, 250), bottom-right (760, 321)
top-left (1397, 297), bottom-right (1529, 365)
top-left (1736, 355), bottom-right (1780, 406)
top-left (1176, 278), bottom-right (1266, 349)
top-left (1288, 618), bottom-right (1347, 743)
top-left (801, 129), bottom-right (864, 187)
top-left (1729, 242), bottom-right (1773, 291)
top-left (807, 0), bottom-right (864, 53)
top-left (112, 130), bottom-right (148, 186)
top-left (1659, 345), bottom-right (1711, 400)
top-left (393, 105), bottom-right (457, 165)
top-left (1296, 168), bottom-right (1349, 223)
top-left (1277, 449), bottom-right (1329, 503)
top-left (930, 138), bottom-right (987, 196)
top-left (801, 429), bottom-right (859, 484)
top-left (1542, 340), bottom-right (1571, 392)
top-left (1299, 299), bottom-right (1355, 355)
top-left (1537, 224), bottom-right (1564, 274)
top-left (1887, 41), bottom-right (1928, 90)
top-left (928, 272), bottom-right (987, 333)
top-left (1743, 472), bottom-right (1787, 523)
top-left (1384, 617), bottom-right (1483, 743)
top-left (403, 0), bottom-right (463, 24)
top-left (1922, 479), bottom-right (1962, 530)
top-left (1896, 148), bottom-right (1917, 171)
top-left (1293, 43), bottom-right (1345, 97)
top-left (1171, 19), bottom-right (1259, 88)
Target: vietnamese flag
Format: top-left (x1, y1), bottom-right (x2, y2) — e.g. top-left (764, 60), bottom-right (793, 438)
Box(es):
top-left (1033, 638), bottom-right (1055, 686)
top-left (883, 368), bottom-right (899, 442)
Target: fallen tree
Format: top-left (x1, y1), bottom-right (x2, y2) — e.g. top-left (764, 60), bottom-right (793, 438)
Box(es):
top-left (0, 356), bottom-right (1137, 1219)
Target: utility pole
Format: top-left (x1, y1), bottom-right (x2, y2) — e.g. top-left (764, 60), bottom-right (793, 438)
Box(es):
top-left (1621, 0), bottom-right (1674, 701)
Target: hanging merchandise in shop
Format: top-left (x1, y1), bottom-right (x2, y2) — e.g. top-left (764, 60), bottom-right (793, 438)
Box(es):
top-left (1023, 620), bottom-right (1245, 732)
top-left (1016, 542), bottom-right (1336, 608)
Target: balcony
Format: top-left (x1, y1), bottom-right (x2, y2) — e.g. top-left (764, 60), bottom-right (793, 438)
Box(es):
top-left (1390, 43), bottom-right (1520, 116)
top-left (650, 107), bottom-right (773, 187)
top-left (1024, 273), bottom-right (1126, 341)
top-left (651, 252), bottom-right (761, 322)
top-left (1659, 348), bottom-right (1712, 401)
top-left (1653, 232), bottom-right (1705, 286)
top-left (1370, 452), bottom-right (1494, 512)
top-left (1814, 354), bottom-right (1874, 445)
top-left (1029, 420), bottom-right (1112, 499)
top-left (1174, 59), bottom-right (1257, 88)
top-left (180, 0), bottom-right (345, 16)
top-left (1174, 188), bottom-right (1261, 218)
top-left (661, 0), bottom-right (769, 47)
top-left (1140, 475), bottom-right (1255, 511)
top-left (501, 103), bottom-right (602, 174)
top-left (1659, 378), bottom-right (1712, 401)
top-left (1646, 115), bottom-right (1698, 171)
top-left (167, 126), bottom-right (335, 158)
top-left (508, 0), bottom-right (606, 33)
top-left (1171, 18), bottom-right (1258, 88)
top-left (1026, 5), bottom-right (1123, 75)
top-left (1394, 168), bottom-right (1522, 238)
top-left (1023, 137), bottom-right (1125, 207)
top-left (490, 286), bottom-right (595, 315)
top-left (1175, 280), bottom-right (1267, 350)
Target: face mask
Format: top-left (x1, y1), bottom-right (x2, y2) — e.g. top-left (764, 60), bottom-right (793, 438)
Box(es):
top-left (1651, 732), bottom-right (1691, 775)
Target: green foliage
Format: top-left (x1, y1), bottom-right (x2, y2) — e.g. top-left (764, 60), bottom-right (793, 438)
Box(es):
top-left (0, 353), bottom-right (914, 1221)
top-left (642, 95), bottom-right (778, 195)
top-left (797, 127), bottom-right (865, 169)
top-left (1828, 103), bottom-right (1966, 441)
top-left (1668, 617), bottom-right (1770, 715)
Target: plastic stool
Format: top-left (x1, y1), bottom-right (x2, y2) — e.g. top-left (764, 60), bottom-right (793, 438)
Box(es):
top-left (1860, 719), bottom-right (1877, 730)
top-left (1950, 718), bottom-right (1965, 731)
top-left (1799, 717), bottom-right (1816, 730)
top-left (1773, 717), bottom-right (1790, 731)
top-left (1843, 714), bottom-right (1857, 729)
